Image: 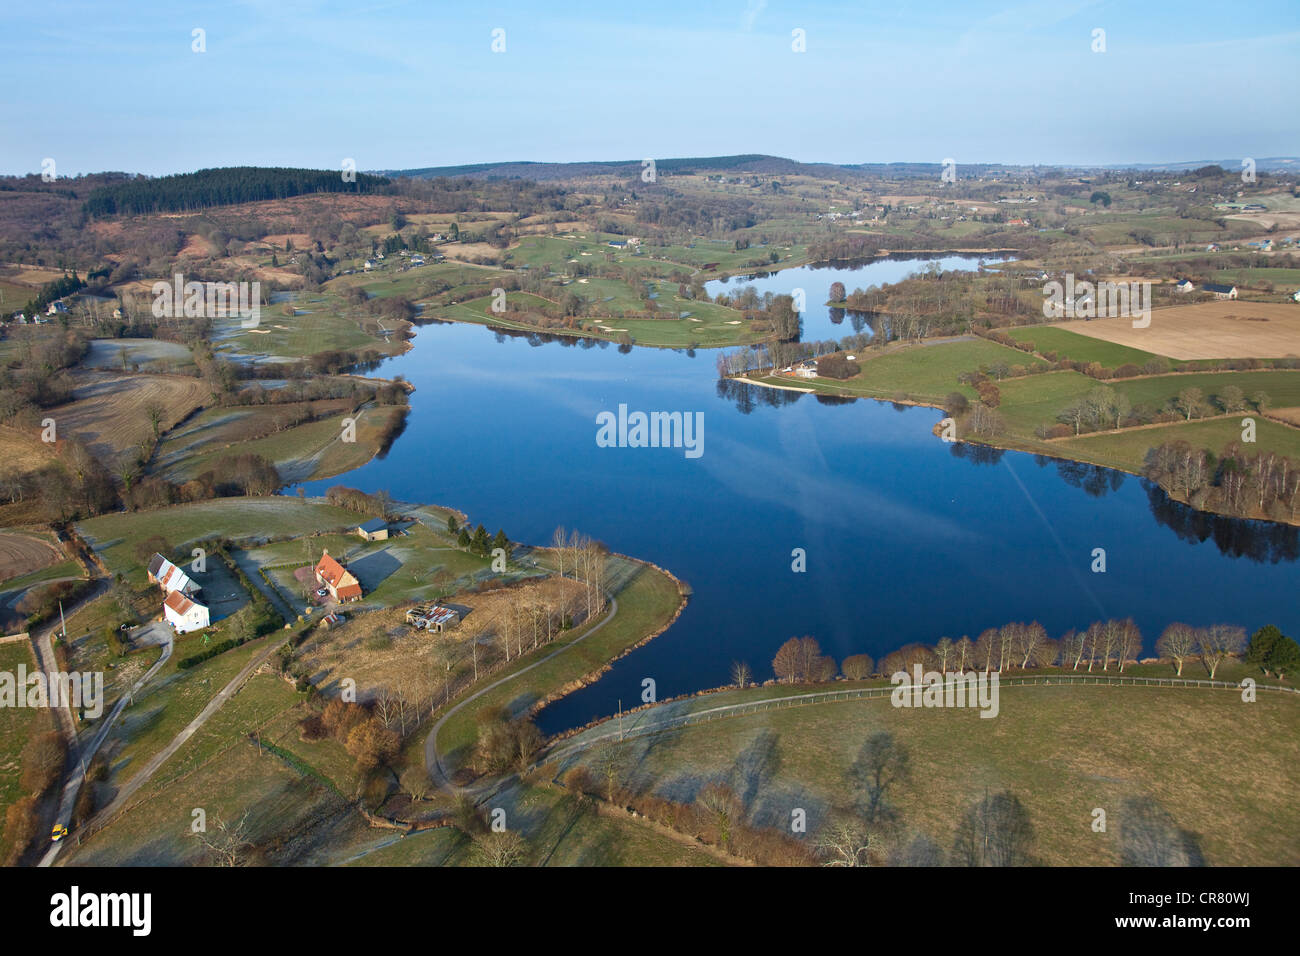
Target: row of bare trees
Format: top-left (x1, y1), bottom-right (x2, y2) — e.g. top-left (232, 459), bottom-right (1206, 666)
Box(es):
top-left (1146, 440), bottom-right (1300, 523)
top-left (550, 526), bottom-right (609, 622)
top-left (763, 618), bottom-right (1253, 685)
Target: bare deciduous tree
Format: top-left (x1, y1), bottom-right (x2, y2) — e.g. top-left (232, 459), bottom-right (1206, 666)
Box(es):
top-left (196, 811), bottom-right (252, 867)
top-left (1199, 624), bottom-right (1245, 679)
top-left (1156, 623), bottom-right (1197, 676)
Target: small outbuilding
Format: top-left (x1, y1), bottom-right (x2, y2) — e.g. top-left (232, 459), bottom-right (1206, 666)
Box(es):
top-left (405, 603), bottom-right (461, 633)
top-left (356, 517), bottom-right (389, 542)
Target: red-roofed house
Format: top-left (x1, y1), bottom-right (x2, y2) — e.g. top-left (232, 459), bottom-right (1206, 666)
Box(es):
top-left (164, 590), bottom-right (210, 633)
top-left (315, 550), bottom-right (362, 602)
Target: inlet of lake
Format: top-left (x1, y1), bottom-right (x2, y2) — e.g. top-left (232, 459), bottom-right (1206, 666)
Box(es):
top-left (299, 254), bottom-right (1299, 735)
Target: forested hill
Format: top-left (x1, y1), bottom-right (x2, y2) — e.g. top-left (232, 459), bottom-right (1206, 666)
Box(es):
top-left (83, 166), bottom-right (391, 216)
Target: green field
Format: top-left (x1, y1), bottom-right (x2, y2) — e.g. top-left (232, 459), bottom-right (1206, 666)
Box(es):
top-left (993, 369), bottom-right (1300, 437)
top-left (1006, 325), bottom-right (1160, 368)
top-left (77, 497), bottom-right (364, 585)
top-left (0, 641), bottom-right (45, 836)
top-left (246, 518), bottom-right (506, 613)
top-left (434, 292), bottom-right (759, 349)
top-left (1212, 267), bottom-right (1300, 290)
top-left (564, 682), bottom-right (1300, 866)
top-left (754, 337), bottom-right (1049, 404)
top-left (1058, 415), bottom-right (1300, 473)
top-left (212, 292), bottom-right (406, 362)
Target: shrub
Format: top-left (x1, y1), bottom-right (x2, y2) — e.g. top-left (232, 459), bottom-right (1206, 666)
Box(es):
top-left (816, 354), bottom-right (859, 379)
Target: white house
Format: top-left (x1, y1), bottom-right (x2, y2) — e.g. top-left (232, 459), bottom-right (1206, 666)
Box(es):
top-left (147, 553), bottom-right (198, 597)
top-left (1292, 290), bottom-right (1300, 302)
top-left (363, 259), bottom-right (377, 271)
top-left (164, 590), bottom-right (210, 633)
top-left (1175, 279), bottom-right (1194, 293)
top-left (47, 301), bottom-right (68, 316)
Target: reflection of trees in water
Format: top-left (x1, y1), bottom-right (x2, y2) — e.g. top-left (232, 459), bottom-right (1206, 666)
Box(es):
top-left (486, 327), bottom-right (612, 350)
top-left (829, 307), bottom-right (845, 325)
top-left (715, 377), bottom-right (803, 415)
top-left (374, 412), bottom-right (408, 460)
top-left (346, 357), bottom-right (387, 375)
top-left (1145, 482), bottom-right (1300, 564)
top-left (1052, 458), bottom-right (1127, 498)
top-left (949, 442), bottom-right (1006, 466)
top-left (815, 394), bottom-right (856, 407)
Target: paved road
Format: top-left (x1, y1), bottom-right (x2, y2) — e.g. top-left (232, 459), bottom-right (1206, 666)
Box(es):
top-left (63, 634), bottom-right (289, 857)
top-left (39, 626), bottom-right (173, 867)
top-left (423, 593), bottom-right (618, 800)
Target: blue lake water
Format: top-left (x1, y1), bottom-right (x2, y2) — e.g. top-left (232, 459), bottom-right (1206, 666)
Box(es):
top-left (704, 253), bottom-right (1007, 340)
top-left (299, 255), bottom-right (1299, 734)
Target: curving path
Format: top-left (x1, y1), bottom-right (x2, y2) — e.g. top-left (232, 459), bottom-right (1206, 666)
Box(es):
top-left (423, 593), bottom-right (618, 800)
top-left (538, 672), bottom-right (1300, 771)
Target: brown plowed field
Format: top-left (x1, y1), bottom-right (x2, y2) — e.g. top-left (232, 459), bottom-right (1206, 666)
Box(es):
top-left (1054, 300), bottom-right (1300, 360)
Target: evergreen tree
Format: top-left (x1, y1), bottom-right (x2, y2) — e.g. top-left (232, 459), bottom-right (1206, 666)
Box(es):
top-left (492, 529), bottom-right (510, 556)
top-left (1267, 637), bottom-right (1300, 680)
top-left (457, 528), bottom-right (470, 548)
top-left (447, 514), bottom-right (459, 534)
top-left (1246, 625), bottom-right (1283, 673)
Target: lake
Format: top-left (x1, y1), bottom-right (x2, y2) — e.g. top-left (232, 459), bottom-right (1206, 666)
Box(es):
top-left (704, 252), bottom-right (1008, 340)
top-left (299, 255), bottom-right (1299, 734)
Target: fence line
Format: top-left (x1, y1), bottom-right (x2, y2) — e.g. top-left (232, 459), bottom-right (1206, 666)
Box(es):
top-left (543, 674), bottom-right (1296, 765)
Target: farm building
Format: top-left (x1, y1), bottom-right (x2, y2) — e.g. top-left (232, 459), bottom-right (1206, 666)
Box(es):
top-left (163, 590), bottom-right (210, 633)
top-left (405, 603), bottom-right (461, 632)
top-left (1175, 279), bottom-right (1194, 293)
top-left (355, 517), bottom-right (389, 542)
top-left (147, 553), bottom-right (200, 598)
top-left (1203, 283), bottom-right (1238, 300)
top-left (315, 550), bottom-right (362, 602)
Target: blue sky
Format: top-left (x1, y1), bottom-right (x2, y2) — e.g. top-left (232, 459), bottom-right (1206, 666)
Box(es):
top-left (3, 0), bottom-right (1297, 176)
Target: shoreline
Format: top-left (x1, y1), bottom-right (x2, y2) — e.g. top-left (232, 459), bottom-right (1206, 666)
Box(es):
top-left (733, 371), bottom-right (1300, 531)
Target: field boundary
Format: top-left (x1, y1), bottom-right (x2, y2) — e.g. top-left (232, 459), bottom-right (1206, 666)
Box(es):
top-left (542, 674), bottom-right (1298, 766)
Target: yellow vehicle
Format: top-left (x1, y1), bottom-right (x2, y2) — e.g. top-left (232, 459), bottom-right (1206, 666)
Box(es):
top-left (50, 824), bottom-right (68, 842)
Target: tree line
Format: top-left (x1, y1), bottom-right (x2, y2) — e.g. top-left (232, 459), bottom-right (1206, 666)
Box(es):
top-left (1146, 440), bottom-right (1300, 523)
top-left (83, 167), bottom-right (391, 216)
top-left (756, 619), bottom-right (1295, 686)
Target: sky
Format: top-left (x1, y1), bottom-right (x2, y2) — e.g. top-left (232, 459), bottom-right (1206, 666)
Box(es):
top-left (2, 0), bottom-right (1297, 177)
